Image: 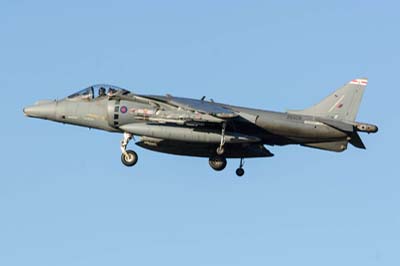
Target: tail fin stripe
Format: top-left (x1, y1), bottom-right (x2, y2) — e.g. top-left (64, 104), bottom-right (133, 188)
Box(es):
top-left (350, 79), bottom-right (368, 85)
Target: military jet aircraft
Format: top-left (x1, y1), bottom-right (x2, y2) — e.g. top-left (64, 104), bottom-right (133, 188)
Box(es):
top-left (24, 78), bottom-right (377, 176)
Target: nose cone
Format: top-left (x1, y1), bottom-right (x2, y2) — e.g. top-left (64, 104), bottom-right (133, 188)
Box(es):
top-left (23, 101), bottom-right (57, 120)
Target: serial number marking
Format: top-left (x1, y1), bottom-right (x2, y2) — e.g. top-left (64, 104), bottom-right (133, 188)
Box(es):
top-left (287, 114), bottom-right (302, 120)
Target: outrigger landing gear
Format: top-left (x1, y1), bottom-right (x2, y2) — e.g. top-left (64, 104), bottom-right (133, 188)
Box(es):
top-left (216, 122), bottom-right (227, 155)
top-left (120, 132), bottom-right (138, 167)
top-left (235, 158), bottom-right (245, 177)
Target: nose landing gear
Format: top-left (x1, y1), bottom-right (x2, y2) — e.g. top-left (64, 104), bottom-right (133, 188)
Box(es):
top-left (120, 132), bottom-right (138, 167)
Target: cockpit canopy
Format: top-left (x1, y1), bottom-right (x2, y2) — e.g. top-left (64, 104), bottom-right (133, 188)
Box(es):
top-left (67, 84), bottom-right (130, 100)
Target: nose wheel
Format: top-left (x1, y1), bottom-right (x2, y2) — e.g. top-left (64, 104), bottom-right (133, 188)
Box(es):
top-left (120, 132), bottom-right (138, 167)
top-left (121, 150), bottom-right (138, 167)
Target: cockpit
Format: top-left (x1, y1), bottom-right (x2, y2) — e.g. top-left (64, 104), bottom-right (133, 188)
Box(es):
top-left (67, 84), bottom-right (130, 101)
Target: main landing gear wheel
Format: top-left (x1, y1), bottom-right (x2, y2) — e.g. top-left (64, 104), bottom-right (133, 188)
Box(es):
top-left (121, 150), bottom-right (138, 167)
top-left (209, 156), bottom-right (227, 171)
top-left (235, 158), bottom-right (245, 177)
top-left (120, 132), bottom-right (138, 167)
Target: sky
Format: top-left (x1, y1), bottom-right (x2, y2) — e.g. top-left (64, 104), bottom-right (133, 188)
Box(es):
top-left (0, 1), bottom-right (399, 265)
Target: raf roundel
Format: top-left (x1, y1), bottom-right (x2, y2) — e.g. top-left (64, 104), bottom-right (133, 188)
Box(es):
top-left (120, 106), bottom-right (128, 114)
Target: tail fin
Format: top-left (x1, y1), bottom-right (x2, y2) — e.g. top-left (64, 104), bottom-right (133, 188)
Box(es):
top-left (289, 78), bottom-right (368, 122)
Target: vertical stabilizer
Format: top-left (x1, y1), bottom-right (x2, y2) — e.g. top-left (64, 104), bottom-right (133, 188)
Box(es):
top-left (289, 78), bottom-right (368, 122)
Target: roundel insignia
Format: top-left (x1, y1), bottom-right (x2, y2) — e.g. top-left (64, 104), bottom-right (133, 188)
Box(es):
top-left (120, 106), bottom-right (128, 113)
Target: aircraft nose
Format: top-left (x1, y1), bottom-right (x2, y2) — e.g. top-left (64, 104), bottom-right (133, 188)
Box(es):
top-left (23, 101), bottom-right (57, 119)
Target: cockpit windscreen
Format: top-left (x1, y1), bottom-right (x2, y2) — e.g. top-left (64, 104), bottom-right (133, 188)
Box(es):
top-left (67, 87), bottom-right (93, 99)
top-left (67, 85), bottom-right (130, 100)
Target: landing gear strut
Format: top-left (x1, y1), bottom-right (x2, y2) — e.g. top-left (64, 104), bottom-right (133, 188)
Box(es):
top-left (216, 122), bottom-right (227, 155)
top-left (236, 158), bottom-right (245, 177)
top-left (120, 132), bottom-right (138, 167)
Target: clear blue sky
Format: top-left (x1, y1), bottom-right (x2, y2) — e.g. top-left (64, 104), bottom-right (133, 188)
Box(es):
top-left (0, 1), bottom-right (398, 265)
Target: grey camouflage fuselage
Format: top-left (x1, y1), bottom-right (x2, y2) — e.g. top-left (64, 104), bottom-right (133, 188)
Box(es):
top-left (24, 78), bottom-right (378, 176)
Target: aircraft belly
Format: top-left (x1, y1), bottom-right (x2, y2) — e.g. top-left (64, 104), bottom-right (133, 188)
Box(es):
top-left (136, 139), bottom-right (273, 158)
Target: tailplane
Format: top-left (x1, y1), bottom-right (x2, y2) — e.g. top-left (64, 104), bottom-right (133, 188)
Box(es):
top-left (289, 78), bottom-right (368, 122)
